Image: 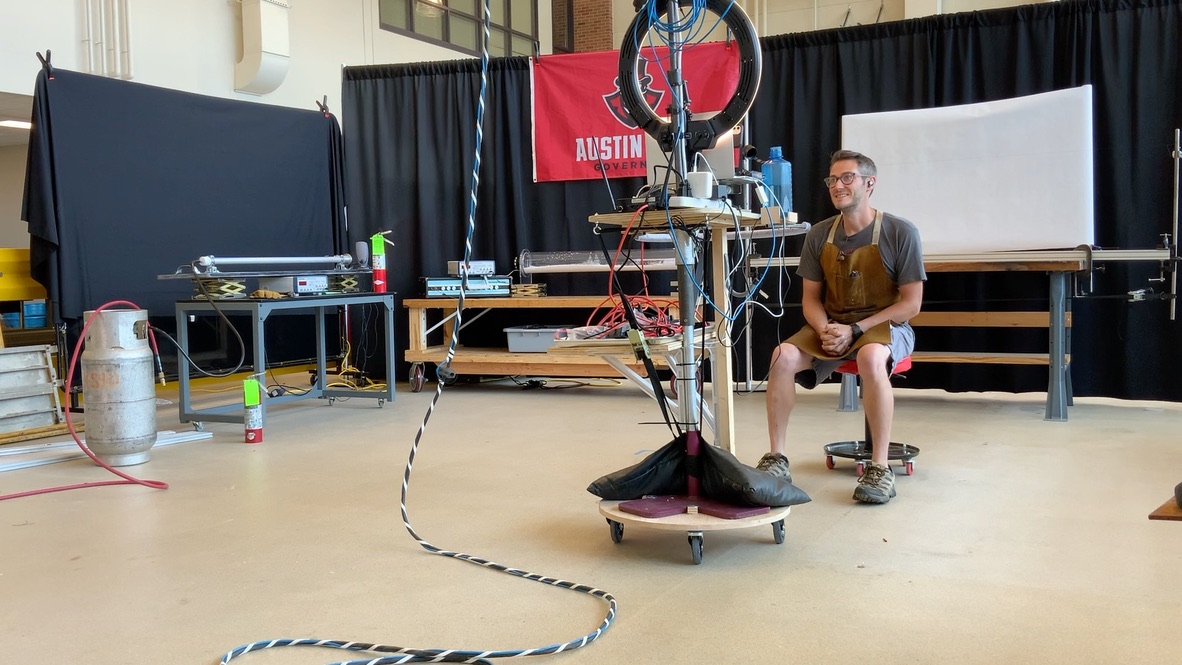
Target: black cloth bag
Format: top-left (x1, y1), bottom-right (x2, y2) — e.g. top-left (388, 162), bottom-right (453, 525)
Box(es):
top-left (588, 434), bottom-right (811, 508)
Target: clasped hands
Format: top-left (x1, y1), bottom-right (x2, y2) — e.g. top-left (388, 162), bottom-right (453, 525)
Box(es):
top-left (819, 321), bottom-right (856, 357)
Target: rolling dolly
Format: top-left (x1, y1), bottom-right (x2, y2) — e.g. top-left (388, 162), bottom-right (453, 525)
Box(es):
top-left (823, 356), bottom-right (919, 476)
top-left (599, 498), bottom-right (791, 565)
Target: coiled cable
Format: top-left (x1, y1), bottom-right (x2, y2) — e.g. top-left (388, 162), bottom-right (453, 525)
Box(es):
top-left (219, 2), bottom-right (617, 662)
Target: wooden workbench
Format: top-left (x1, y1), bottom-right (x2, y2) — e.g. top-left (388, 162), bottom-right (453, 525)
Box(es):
top-left (403, 295), bottom-right (668, 379)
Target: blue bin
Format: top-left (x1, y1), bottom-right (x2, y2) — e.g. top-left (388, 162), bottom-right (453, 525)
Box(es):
top-left (1, 313), bottom-right (21, 329)
top-left (23, 300), bottom-right (47, 318)
top-left (23, 314), bottom-right (47, 329)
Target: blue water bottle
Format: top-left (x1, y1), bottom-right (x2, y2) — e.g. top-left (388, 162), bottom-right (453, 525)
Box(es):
top-left (761, 146), bottom-right (793, 215)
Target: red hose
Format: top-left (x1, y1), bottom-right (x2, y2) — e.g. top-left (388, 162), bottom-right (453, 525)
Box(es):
top-left (0, 300), bottom-right (169, 501)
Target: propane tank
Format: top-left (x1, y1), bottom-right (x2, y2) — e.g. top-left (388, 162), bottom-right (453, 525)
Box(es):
top-left (80, 309), bottom-right (157, 466)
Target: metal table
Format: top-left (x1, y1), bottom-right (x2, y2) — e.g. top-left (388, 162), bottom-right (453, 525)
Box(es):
top-left (174, 293), bottom-right (395, 426)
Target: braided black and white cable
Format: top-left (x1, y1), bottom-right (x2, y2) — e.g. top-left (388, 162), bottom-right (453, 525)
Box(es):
top-left (219, 1), bottom-right (617, 663)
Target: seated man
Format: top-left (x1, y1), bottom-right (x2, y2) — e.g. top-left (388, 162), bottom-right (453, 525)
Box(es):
top-left (759, 150), bottom-right (925, 504)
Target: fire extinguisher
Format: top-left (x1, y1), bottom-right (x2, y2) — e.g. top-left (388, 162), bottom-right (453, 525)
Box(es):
top-left (371, 232), bottom-right (387, 293)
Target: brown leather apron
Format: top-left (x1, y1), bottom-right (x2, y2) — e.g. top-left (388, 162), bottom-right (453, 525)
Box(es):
top-left (787, 210), bottom-right (900, 359)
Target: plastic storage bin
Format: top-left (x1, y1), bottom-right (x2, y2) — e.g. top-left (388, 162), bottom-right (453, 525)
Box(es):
top-left (505, 325), bottom-right (565, 352)
top-left (22, 300), bottom-right (46, 318)
top-left (1, 313), bottom-right (20, 329)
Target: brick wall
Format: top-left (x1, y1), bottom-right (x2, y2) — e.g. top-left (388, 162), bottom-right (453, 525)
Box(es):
top-left (573, 0), bottom-right (614, 52)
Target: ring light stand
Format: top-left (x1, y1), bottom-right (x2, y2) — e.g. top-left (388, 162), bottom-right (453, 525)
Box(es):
top-left (595, 2), bottom-right (792, 564)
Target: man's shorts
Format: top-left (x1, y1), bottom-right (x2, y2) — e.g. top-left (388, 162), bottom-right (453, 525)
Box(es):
top-left (795, 322), bottom-right (916, 389)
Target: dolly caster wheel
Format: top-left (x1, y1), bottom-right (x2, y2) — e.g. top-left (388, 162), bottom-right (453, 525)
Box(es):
top-left (855, 461), bottom-right (866, 476)
top-left (377, 399), bottom-right (385, 408)
top-left (410, 363), bottom-right (425, 392)
top-left (607, 519), bottom-right (623, 544)
top-left (825, 455), bottom-right (836, 470)
top-left (192, 421), bottom-right (205, 432)
top-left (772, 520), bottom-right (785, 544)
top-left (904, 460), bottom-right (915, 476)
top-left (688, 533), bottom-right (703, 565)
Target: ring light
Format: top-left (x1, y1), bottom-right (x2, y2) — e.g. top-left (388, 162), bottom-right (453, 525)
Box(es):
top-left (618, 0), bottom-right (762, 154)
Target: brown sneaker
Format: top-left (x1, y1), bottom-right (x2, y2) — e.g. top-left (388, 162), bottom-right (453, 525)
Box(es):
top-left (853, 461), bottom-right (896, 504)
top-left (756, 452), bottom-right (792, 484)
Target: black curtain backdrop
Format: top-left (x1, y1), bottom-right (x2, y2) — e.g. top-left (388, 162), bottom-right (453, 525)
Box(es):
top-left (24, 68), bottom-right (347, 320)
top-left (746, 0), bottom-right (1182, 401)
top-left (342, 0), bottom-right (1181, 401)
top-left (23, 67), bottom-right (348, 373)
top-left (342, 58), bottom-right (650, 377)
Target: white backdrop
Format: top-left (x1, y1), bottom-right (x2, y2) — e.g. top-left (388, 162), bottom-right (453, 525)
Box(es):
top-left (841, 86), bottom-right (1095, 254)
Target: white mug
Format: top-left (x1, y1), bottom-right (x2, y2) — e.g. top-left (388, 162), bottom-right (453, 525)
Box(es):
top-left (686, 170), bottom-right (715, 199)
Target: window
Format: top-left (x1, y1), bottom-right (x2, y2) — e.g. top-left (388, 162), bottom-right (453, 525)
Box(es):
top-left (379, 0), bottom-right (539, 57)
top-left (551, 0), bottom-right (572, 53)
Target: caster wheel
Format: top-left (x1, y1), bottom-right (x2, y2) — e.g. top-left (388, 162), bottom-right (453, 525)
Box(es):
top-left (377, 399), bottom-right (385, 408)
top-left (825, 455), bottom-right (836, 470)
top-left (608, 519), bottom-right (623, 544)
top-left (192, 421), bottom-right (205, 432)
top-left (668, 369), bottom-right (704, 400)
top-left (855, 461), bottom-right (866, 476)
top-left (688, 534), bottom-right (703, 565)
top-left (410, 363), bottom-right (425, 393)
top-left (904, 460), bottom-right (915, 476)
top-left (328, 397), bottom-right (336, 406)
top-left (772, 520), bottom-right (785, 544)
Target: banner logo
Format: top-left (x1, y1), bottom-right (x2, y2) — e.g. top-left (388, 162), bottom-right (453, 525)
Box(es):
top-left (602, 58), bottom-right (666, 129)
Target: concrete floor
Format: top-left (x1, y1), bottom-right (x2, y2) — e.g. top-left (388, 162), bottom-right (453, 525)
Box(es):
top-left (1, 377), bottom-right (1180, 664)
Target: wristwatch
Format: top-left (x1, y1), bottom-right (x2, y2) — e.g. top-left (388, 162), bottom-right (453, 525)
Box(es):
top-left (850, 323), bottom-right (864, 342)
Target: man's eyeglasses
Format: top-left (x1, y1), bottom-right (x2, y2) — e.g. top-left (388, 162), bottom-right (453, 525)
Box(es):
top-left (823, 172), bottom-right (868, 188)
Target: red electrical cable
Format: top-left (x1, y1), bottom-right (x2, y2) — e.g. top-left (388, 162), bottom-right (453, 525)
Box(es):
top-left (0, 300), bottom-right (169, 501)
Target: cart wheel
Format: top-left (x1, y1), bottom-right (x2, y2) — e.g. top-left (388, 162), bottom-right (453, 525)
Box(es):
top-left (410, 363), bottom-right (425, 392)
top-left (607, 519), bottom-right (624, 544)
top-left (825, 455), bottom-right (836, 470)
top-left (668, 369), bottom-right (704, 400)
top-left (377, 399), bottom-right (385, 408)
top-left (192, 421), bottom-right (205, 432)
top-left (688, 534), bottom-right (703, 565)
top-left (772, 520), bottom-right (785, 544)
top-left (855, 461), bottom-right (866, 476)
top-left (904, 460), bottom-right (915, 476)
top-left (328, 397), bottom-right (336, 406)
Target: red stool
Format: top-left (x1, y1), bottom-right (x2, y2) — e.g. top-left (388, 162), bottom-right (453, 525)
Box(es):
top-left (823, 355), bottom-right (918, 476)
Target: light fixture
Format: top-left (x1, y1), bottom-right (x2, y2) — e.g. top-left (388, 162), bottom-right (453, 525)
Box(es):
top-left (0, 120), bottom-right (32, 130)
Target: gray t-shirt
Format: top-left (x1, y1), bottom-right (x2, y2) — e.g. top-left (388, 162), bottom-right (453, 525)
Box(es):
top-left (797, 211), bottom-right (927, 286)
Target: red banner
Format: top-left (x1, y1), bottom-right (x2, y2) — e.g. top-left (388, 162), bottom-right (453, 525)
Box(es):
top-left (531, 41), bottom-right (740, 183)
